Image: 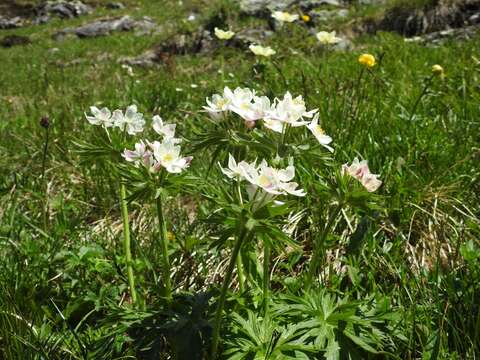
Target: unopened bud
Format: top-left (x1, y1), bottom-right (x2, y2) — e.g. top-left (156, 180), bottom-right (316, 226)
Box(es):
top-left (40, 116), bottom-right (50, 129)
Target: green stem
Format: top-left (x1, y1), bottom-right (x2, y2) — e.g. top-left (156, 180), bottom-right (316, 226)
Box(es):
top-left (235, 182), bottom-right (245, 293)
top-left (306, 203), bottom-right (342, 289)
top-left (211, 223), bottom-right (250, 359)
top-left (156, 193), bottom-right (172, 299)
top-left (408, 76), bottom-right (433, 123)
top-left (119, 183), bottom-right (137, 305)
top-left (41, 126), bottom-right (50, 231)
top-left (263, 240), bottom-right (270, 315)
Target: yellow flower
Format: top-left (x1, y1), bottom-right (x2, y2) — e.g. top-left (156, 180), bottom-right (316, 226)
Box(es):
top-left (302, 14), bottom-right (310, 22)
top-left (431, 64), bottom-right (444, 77)
top-left (214, 27), bottom-right (235, 40)
top-left (358, 53), bottom-right (376, 68)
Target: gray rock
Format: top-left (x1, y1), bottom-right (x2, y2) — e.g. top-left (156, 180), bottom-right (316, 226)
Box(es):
top-left (238, 0), bottom-right (341, 14)
top-left (299, 0), bottom-right (341, 8)
top-left (405, 24), bottom-right (480, 45)
top-left (0, 16), bottom-right (24, 29)
top-left (311, 8), bottom-right (349, 21)
top-left (234, 28), bottom-right (274, 46)
top-left (54, 16), bottom-right (158, 39)
top-left (239, 0), bottom-right (295, 14)
top-left (106, 2), bottom-right (125, 10)
top-left (122, 29), bottom-right (216, 67)
top-left (35, 1), bottom-right (92, 19)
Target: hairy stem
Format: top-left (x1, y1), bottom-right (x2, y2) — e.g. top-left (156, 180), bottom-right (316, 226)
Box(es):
top-left (263, 240), bottom-right (270, 315)
top-left (120, 183), bottom-right (137, 305)
top-left (211, 222), bottom-right (250, 359)
top-left (306, 203), bottom-right (342, 289)
top-left (156, 193), bottom-right (172, 299)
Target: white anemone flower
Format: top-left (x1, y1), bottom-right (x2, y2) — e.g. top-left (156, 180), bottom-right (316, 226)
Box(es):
top-left (271, 11), bottom-right (299, 23)
top-left (230, 95), bottom-right (273, 123)
top-left (85, 106), bottom-right (114, 127)
top-left (152, 115), bottom-right (177, 139)
top-left (249, 44), bottom-right (276, 57)
top-left (150, 139), bottom-right (192, 174)
top-left (221, 154), bottom-right (306, 202)
top-left (203, 92), bottom-right (231, 119)
top-left (342, 157), bottom-right (382, 192)
top-left (220, 154), bottom-right (256, 180)
top-left (316, 31), bottom-right (342, 45)
top-left (113, 105), bottom-right (145, 135)
top-left (265, 92), bottom-right (317, 127)
top-left (263, 119), bottom-right (284, 133)
top-left (122, 141), bottom-right (154, 168)
top-left (307, 114), bottom-right (334, 152)
top-left (214, 27), bottom-right (235, 40)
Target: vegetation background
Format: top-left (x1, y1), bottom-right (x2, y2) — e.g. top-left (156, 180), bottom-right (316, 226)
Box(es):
top-left (0, 0), bottom-right (479, 359)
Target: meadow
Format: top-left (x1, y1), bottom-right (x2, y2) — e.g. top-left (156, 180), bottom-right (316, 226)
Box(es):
top-left (0, 0), bottom-right (479, 359)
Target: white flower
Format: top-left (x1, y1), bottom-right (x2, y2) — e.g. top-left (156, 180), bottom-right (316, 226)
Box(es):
top-left (203, 91), bottom-right (231, 119)
top-left (122, 140), bottom-right (154, 168)
top-left (221, 154), bottom-right (306, 202)
top-left (265, 92), bottom-right (317, 128)
top-left (249, 44), bottom-right (276, 57)
top-left (150, 139), bottom-right (192, 173)
top-left (152, 115), bottom-right (177, 139)
top-left (271, 11), bottom-right (299, 23)
top-left (307, 114), bottom-right (334, 152)
top-left (220, 154), bottom-right (256, 179)
top-left (85, 106), bottom-right (114, 127)
top-left (342, 157), bottom-right (382, 192)
top-left (263, 119), bottom-right (284, 133)
top-left (113, 105), bottom-right (145, 135)
top-left (230, 95), bottom-right (273, 123)
top-left (214, 27), bottom-right (235, 40)
top-left (316, 31), bottom-right (342, 45)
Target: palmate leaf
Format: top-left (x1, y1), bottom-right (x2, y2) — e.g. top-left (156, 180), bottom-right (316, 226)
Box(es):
top-left (274, 290), bottom-right (399, 359)
top-left (224, 310), bottom-right (315, 360)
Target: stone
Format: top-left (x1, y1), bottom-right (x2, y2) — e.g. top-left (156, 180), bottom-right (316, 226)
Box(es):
top-left (0, 16), bottom-right (24, 29)
top-left (233, 28), bottom-right (274, 47)
top-left (0, 35), bottom-right (31, 48)
top-left (54, 16), bottom-right (158, 39)
top-left (238, 0), bottom-right (341, 15)
top-left (238, 0), bottom-right (295, 15)
top-left (404, 24), bottom-right (480, 45)
top-left (106, 2), bottom-right (125, 10)
top-left (122, 28), bottom-right (216, 67)
top-left (35, 1), bottom-right (92, 19)
top-left (311, 8), bottom-right (349, 22)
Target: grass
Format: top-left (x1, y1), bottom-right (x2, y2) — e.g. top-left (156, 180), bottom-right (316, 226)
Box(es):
top-left (1, 0), bottom-right (480, 359)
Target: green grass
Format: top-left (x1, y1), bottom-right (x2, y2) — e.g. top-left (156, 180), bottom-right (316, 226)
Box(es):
top-left (1, 0), bottom-right (479, 359)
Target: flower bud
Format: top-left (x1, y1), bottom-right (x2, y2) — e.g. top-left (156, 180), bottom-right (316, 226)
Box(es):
top-left (431, 64), bottom-right (444, 77)
top-left (40, 116), bottom-right (50, 129)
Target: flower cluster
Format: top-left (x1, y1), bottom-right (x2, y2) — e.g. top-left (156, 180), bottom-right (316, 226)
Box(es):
top-left (221, 154), bottom-right (306, 204)
top-left (342, 158), bottom-right (382, 192)
top-left (85, 105), bottom-right (145, 135)
top-left (204, 87), bottom-right (333, 152)
top-left (122, 115), bottom-right (192, 174)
